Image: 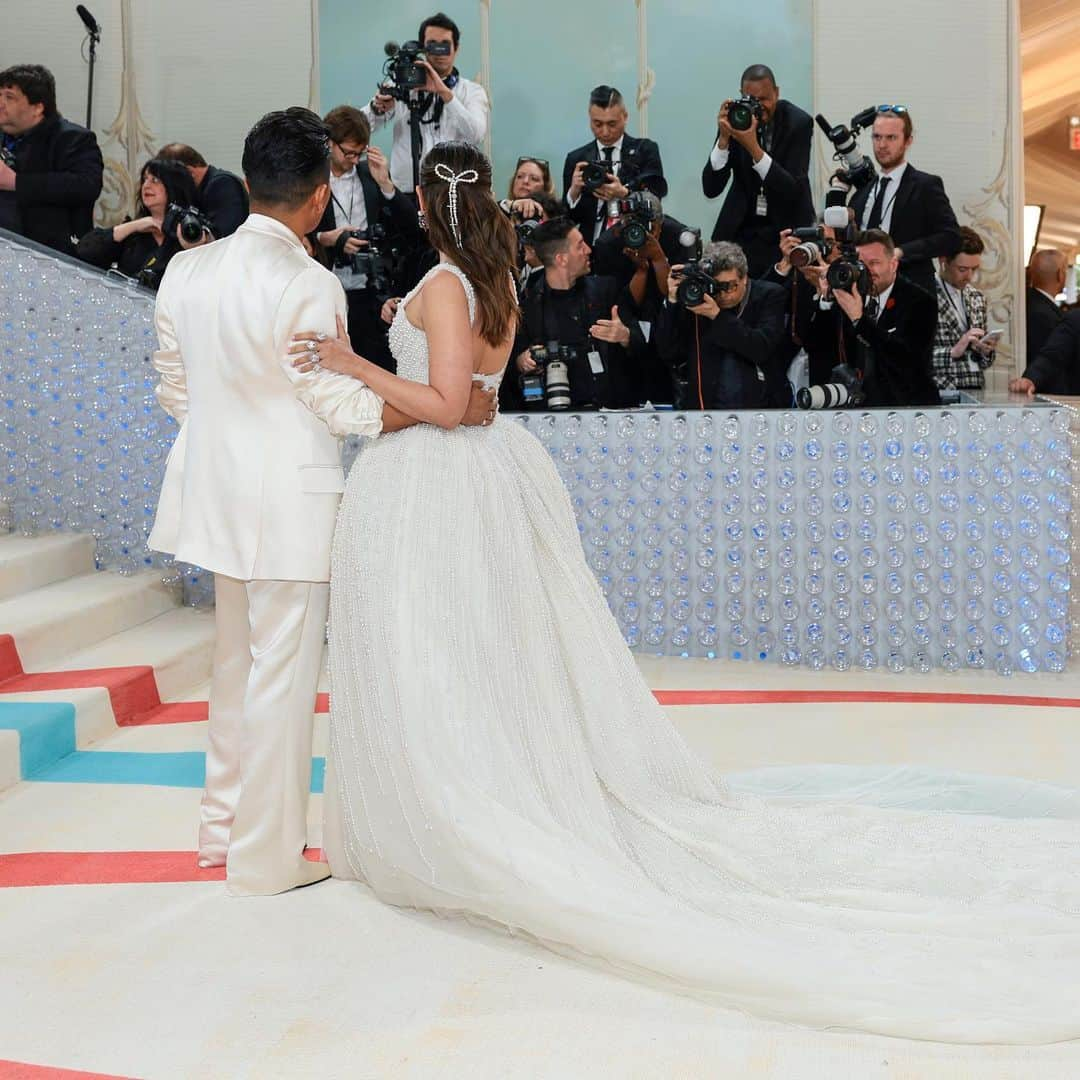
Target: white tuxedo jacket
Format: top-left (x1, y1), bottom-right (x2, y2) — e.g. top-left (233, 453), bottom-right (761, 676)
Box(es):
top-left (147, 213), bottom-right (384, 581)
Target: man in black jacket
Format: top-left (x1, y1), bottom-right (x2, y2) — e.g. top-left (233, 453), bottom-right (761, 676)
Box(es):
top-left (563, 85), bottom-right (666, 246)
top-left (1010, 310), bottom-right (1080, 397)
top-left (157, 143), bottom-right (249, 237)
top-left (807, 228), bottom-right (939, 407)
top-left (701, 64), bottom-right (813, 278)
top-left (655, 241), bottom-right (786, 410)
top-left (847, 107), bottom-right (960, 295)
top-left (500, 216), bottom-right (648, 412)
top-left (0, 64), bottom-right (103, 255)
top-left (313, 106), bottom-right (421, 371)
top-left (1025, 248), bottom-right (1067, 370)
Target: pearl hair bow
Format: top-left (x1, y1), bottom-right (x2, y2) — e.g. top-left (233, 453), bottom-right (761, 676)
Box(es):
top-left (433, 162), bottom-right (479, 247)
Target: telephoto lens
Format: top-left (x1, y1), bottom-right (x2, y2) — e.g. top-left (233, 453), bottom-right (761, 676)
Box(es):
top-left (789, 241), bottom-right (823, 269)
top-left (545, 348), bottom-right (573, 410)
top-left (796, 383), bottom-right (853, 410)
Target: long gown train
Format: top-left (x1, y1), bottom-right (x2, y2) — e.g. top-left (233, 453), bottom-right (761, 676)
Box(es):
top-left (323, 262), bottom-right (1080, 1044)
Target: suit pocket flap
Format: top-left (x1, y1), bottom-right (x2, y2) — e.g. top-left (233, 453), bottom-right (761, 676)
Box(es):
top-left (299, 464), bottom-right (345, 494)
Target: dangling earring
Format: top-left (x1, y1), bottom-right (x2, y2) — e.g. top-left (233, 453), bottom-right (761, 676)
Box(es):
top-left (417, 209), bottom-right (428, 232)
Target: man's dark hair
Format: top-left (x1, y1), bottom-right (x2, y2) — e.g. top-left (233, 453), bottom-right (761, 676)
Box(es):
top-left (242, 107), bottom-right (330, 209)
top-left (157, 143), bottom-right (208, 168)
top-left (855, 228), bottom-right (895, 256)
top-left (589, 85), bottom-right (624, 111)
top-left (530, 216), bottom-right (577, 268)
top-left (323, 105), bottom-right (371, 148)
top-left (0, 64), bottom-right (57, 118)
top-left (953, 225), bottom-right (984, 258)
top-left (740, 64), bottom-right (777, 88)
top-left (418, 12), bottom-right (460, 48)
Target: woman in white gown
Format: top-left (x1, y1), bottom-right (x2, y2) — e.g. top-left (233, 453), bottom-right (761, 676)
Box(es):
top-left (294, 142), bottom-right (1080, 1044)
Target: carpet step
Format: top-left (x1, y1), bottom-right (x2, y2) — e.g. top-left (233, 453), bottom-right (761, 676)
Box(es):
top-left (0, 532), bottom-right (96, 602)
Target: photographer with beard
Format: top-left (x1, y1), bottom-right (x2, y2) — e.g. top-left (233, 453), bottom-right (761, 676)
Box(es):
top-left (805, 228), bottom-right (939, 407)
top-left (702, 64), bottom-right (813, 278)
top-left (499, 216), bottom-right (648, 412)
top-left (364, 12), bottom-right (489, 192)
top-left (655, 241), bottom-right (786, 409)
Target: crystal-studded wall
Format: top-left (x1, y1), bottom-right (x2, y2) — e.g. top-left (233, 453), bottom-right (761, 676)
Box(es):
top-left (5, 231), bottom-right (1074, 674)
top-left (0, 232), bottom-right (213, 606)
top-left (499, 408), bottom-right (1074, 674)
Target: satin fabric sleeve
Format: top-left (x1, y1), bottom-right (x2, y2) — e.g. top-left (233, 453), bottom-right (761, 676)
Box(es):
top-left (152, 270), bottom-right (188, 423)
top-left (275, 264), bottom-right (385, 439)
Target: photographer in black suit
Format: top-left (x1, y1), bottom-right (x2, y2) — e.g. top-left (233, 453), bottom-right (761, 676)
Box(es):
top-left (701, 64), bottom-right (813, 278)
top-left (807, 228), bottom-right (939, 407)
top-left (847, 107), bottom-right (960, 295)
top-left (0, 64), bottom-right (103, 256)
top-left (563, 85), bottom-right (666, 245)
top-left (1025, 249), bottom-right (1066, 370)
top-left (1010, 309), bottom-right (1080, 398)
top-left (655, 241), bottom-right (786, 410)
top-left (500, 216), bottom-right (648, 412)
top-left (314, 106), bottom-right (421, 372)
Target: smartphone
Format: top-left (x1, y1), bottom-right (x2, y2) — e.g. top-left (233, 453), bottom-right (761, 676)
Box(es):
top-left (978, 329), bottom-right (1004, 348)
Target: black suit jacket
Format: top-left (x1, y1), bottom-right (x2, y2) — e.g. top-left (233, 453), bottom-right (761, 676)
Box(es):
top-left (9, 114), bottom-right (103, 256)
top-left (197, 165), bottom-right (249, 238)
top-left (807, 276), bottom-right (940, 407)
top-left (591, 214), bottom-right (689, 320)
top-left (501, 273), bottom-right (648, 411)
top-left (1023, 309), bottom-right (1080, 396)
top-left (849, 165), bottom-right (960, 292)
top-left (561, 135), bottom-right (666, 240)
top-left (1025, 287), bottom-right (1065, 372)
top-left (655, 279), bottom-right (787, 409)
top-left (701, 99), bottom-right (814, 278)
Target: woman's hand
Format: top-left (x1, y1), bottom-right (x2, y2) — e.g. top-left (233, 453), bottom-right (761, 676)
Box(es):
top-left (113, 216), bottom-right (160, 243)
top-left (289, 315), bottom-right (364, 378)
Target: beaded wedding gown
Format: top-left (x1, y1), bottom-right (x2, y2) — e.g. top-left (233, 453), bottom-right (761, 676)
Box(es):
top-left (323, 262), bottom-right (1080, 1044)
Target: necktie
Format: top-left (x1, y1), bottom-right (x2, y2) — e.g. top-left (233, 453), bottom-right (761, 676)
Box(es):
top-left (598, 146), bottom-right (617, 232)
top-left (865, 176), bottom-right (890, 231)
top-left (864, 295), bottom-right (880, 322)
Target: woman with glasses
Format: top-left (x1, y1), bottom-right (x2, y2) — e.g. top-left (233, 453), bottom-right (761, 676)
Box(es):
top-left (506, 155), bottom-right (554, 200)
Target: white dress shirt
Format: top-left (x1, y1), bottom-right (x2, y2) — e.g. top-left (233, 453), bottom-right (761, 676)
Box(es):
top-left (940, 278), bottom-right (969, 331)
top-left (363, 76), bottom-right (489, 192)
top-left (709, 139), bottom-right (773, 181)
top-left (860, 161), bottom-right (908, 234)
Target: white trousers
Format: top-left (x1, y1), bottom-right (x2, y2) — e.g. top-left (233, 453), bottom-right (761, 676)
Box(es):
top-left (201, 574), bottom-right (329, 896)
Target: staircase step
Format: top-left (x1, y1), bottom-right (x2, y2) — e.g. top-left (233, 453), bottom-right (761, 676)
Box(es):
top-left (0, 570), bottom-right (176, 670)
top-left (0, 532), bottom-right (96, 602)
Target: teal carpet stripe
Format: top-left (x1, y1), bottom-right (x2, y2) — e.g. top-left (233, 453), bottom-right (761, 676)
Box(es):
top-left (30, 749), bottom-right (326, 793)
top-left (0, 701), bottom-right (77, 778)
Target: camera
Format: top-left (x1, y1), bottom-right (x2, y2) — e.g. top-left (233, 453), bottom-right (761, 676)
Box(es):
top-left (335, 224), bottom-right (400, 303)
top-left (520, 341), bottom-right (574, 410)
top-left (515, 216), bottom-right (541, 247)
top-left (162, 203), bottom-right (214, 244)
top-left (728, 94), bottom-right (765, 132)
top-left (814, 108), bottom-right (877, 189)
top-left (0, 145), bottom-right (15, 170)
top-left (789, 225), bottom-right (834, 269)
top-left (797, 363), bottom-right (865, 410)
top-left (380, 38), bottom-right (448, 99)
top-left (826, 255), bottom-right (871, 296)
top-left (611, 191), bottom-right (659, 249)
top-left (674, 257), bottom-right (719, 307)
top-left (581, 162), bottom-right (611, 193)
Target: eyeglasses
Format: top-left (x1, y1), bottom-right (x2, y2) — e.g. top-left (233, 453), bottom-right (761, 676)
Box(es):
top-left (876, 105), bottom-right (908, 116)
top-left (516, 156), bottom-right (550, 172)
top-left (715, 280), bottom-right (741, 294)
top-left (334, 142), bottom-right (366, 161)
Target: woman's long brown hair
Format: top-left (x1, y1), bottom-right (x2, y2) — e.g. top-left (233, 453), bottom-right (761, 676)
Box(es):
top-left (420, 142), bottom-right (519, 349)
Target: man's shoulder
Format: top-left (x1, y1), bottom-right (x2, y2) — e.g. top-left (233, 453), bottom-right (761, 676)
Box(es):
top-left (901, 164), bottom-right (943, 189)
top-left (564, 140), bottom-right (593, 163)
top-left (751, 277), bottom-right (786, 303)
top-left (777, 99), bottom-right (812, 128)
top-left (204, 164), bottom-right (244, 189)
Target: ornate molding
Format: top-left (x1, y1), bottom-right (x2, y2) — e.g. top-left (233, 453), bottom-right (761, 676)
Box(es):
top-left (635, 0), bottom-right (655, 136)
top-left (478, 0), bottom-right (492, 159)
top-left (96, 0), bottom-right (156, 227)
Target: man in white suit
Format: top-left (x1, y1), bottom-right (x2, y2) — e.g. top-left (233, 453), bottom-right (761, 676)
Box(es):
top-left (148, 108), bottom-right (494, 895)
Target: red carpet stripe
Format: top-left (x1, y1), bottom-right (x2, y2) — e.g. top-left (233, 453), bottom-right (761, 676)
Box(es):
top-left (0, 849), bottom-right (325, 888)
top-left (0, 1062), bottom-right (135, 1079)
top-left (0, 634), bottom-right (23, 682)
top-left (651, 689), bottom-right (1080, 708)
top-left (0, 666), bottom-right (161, 727)
top-left (130, 688), bottom-right (1080, 725)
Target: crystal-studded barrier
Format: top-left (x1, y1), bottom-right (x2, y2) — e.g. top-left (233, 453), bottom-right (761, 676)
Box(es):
top-left (0, 229), bottom-right (213, 606)
top-left (4, 231), bottom-right (1075, 672)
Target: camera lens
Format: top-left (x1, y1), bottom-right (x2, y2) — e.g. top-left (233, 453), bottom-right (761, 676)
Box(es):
top-left (728, 102), bottom-right (753, 131)
top-left (622, 221), bottom-right (648, 249)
